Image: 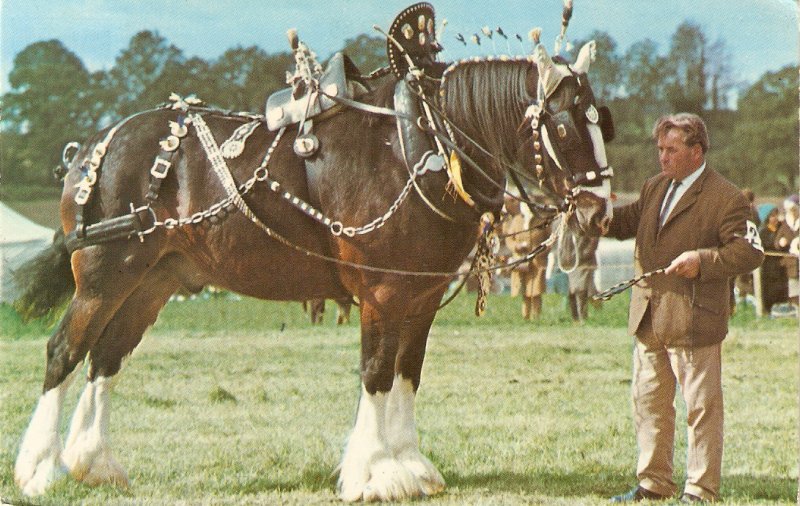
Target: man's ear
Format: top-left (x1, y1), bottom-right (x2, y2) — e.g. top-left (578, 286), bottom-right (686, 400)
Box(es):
top-left (693, 143), bottom-right (704, 162)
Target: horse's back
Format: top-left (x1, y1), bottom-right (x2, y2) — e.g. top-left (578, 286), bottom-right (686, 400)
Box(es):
top-left (60, 108), bottom-right (349, 301)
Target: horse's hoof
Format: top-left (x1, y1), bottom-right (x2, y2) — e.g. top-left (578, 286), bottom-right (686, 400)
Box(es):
top-left (15, 452), bottom-right (66, 497)
top-left (362, 459), bottom-right (419, 501)
top-left (338, 456), bottom-right (444, 502)
top-left (398, 451), bottom-right (446, 496)
top-left (64, 445), bottom-right (129, 489)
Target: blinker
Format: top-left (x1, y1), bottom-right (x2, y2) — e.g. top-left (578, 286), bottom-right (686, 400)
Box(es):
top-left (598, 105), bottom-right (615, 143)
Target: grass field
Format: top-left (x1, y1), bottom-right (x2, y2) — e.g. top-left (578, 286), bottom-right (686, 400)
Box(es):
top-left (0, 292), bottom-right (796, 505)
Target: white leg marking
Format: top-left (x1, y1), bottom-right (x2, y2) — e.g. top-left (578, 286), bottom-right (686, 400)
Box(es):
top-left (14, 370), bottom-right (76, 496)
top-left (337, 377), bottom-right (444, 502)
top-left (386, 376), bottom-right (445, 497)
top-left (62, 376), bottom-right (129, 488)
top-left (338, 383), bottom-right (390, 501)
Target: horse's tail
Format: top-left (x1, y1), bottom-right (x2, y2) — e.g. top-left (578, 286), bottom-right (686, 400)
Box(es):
top-left (13, 228), bottom-right (75, 322)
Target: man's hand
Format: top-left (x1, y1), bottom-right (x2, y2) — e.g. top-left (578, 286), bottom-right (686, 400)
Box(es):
top-left (665, 250), bottom-right (700, 279)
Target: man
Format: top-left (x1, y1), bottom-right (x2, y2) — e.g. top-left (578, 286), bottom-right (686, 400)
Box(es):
top-left (504, 198), bottom-right (551, 320)
top-left (566, 232), bottom-right (600, 322)
top-left (605, 113), bottom-right (764, 503)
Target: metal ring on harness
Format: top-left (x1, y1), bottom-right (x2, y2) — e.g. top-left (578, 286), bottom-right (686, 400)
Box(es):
top-left (132, 204), bottom-right (160, 239)
top-left (254, 166), bottom-right (269, 181)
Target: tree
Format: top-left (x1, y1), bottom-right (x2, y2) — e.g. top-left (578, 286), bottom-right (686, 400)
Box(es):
top-left (1, 40), bottom-right (94, 184)
top-left (569, 30), bottom-right (622, 103)
top-left (107, 31), bottom-right (185, 117)
top-left (665, 22), bottom-right (707, 114)
top-left (208, 47), bottom-right (292, 111)
top-left (705, 37), bottom-right (736, 111)
top-left (341, 34), bottom-right (386, 75)
top-left (715, 65), bottom-right (798, 194)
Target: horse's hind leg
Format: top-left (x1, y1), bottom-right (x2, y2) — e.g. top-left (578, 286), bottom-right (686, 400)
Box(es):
top-left (63, 261), bottom-right (180, 488)
top-left (15, 244), bottom-right (158, 496)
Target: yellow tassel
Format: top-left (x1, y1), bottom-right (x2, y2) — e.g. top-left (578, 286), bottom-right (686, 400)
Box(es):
top-left (448, 151), bottom-right (475, 207)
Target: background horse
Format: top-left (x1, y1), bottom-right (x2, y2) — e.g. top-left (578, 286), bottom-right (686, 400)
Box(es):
top-left (14, 40), bottom-right (613, 501)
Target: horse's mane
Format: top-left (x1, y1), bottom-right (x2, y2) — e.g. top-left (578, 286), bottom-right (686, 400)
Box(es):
top-left (440, 60), bottom-right (532, 166)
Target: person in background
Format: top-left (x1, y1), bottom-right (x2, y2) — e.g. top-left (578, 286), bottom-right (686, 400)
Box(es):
top-left (604, 113), bottom-right (764, 503)
top-left (730, 189), bottom-right (761, 313)
top-left (505, 198), bottom-right (551, 320)
top-left (758, 206), bottom-right (788, 315)
top-left (774, 196), bottom-right (800, 309)
top-left (566, 233), bottom-right (601, 322)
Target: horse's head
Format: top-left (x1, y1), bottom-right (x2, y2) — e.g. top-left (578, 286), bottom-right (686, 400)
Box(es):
top-left (525, 40), bottom-right (615, 236)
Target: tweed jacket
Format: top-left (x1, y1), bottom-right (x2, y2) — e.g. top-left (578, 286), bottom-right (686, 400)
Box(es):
top-left (607, 167), bottom-right (764, 347)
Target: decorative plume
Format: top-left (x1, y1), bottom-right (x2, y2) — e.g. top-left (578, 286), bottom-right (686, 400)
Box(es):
top-left (496, 27), bottom-right (510, 54)
top-left (481, 26), bottom-right (495, 51)
top-left (529, 27), bottom-right (542, 45)
top-left (455, 33), bottom-right (466, 45)
top-left (437, 19), bottom-right (448, 42)
top-left (555, 0), bottom-right (574, 55)
top-left (286, 28), bottom-right (299, 50)
top-left (562, 0), bottom-right (574, 26)
top-left (471, 33), bottom-right (481, 45)
top-left (515, 33), bottom-right (525, 53)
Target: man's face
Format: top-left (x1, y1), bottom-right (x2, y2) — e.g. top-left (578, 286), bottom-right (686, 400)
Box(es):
top-left (657, 129), bottom-right (702, 181)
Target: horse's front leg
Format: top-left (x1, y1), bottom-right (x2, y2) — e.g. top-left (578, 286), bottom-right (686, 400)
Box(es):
top-left (338, 294), bottom-right (444, 502)
top-left (386, 309), bottom-right (445, 496)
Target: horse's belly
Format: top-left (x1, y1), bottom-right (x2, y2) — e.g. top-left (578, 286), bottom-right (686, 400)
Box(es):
top-left (171, 225), bottom-right (348, 301)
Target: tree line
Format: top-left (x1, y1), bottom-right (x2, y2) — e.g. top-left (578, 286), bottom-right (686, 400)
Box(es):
top-left (1, 23), bottom-right (796, 198)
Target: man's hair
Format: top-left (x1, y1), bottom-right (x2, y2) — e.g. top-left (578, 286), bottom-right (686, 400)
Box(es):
top-left (652, 113), bottom-right (710, 153)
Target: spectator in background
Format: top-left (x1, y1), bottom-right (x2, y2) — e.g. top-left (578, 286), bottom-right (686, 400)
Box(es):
top-left (758, 206), bottom-right (788, 314)
top-left (732, 189), bottom-right (761, 311)
top-left (775, 196), bottom-right (800, 309)
top-left (566, 233), bottom-right (601, 322)
top-left (505, 199), bottom-right (551, 320)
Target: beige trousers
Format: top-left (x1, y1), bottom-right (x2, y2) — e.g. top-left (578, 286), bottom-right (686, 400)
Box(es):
top-left (633, 312), bottom-right (723, 501)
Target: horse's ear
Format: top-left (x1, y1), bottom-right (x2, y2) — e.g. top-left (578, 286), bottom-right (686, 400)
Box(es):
top-left (533, 44), bottom-right (554, 77)
top-left (572, 40), bottom-right (596, 74)
top-left (533, 44), bottom-right (555, 97)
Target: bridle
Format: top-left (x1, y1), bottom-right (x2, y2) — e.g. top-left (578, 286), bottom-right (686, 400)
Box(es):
top-left (525, 63), bottom-right (614, 213)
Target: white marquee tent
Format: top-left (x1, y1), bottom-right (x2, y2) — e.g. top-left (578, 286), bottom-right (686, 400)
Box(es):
top-left (0, 202), bottom-right (54, 303)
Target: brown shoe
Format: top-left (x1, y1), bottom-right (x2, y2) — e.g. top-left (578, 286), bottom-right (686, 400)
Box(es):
top-left (610, 486), bottom-right (669, 502)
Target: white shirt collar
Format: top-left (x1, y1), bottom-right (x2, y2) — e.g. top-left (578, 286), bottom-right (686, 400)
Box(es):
top-left (675, 161), bottom-right (706, 188)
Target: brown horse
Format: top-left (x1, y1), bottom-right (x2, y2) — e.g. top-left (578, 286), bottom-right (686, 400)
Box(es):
top-left (14, 41), bottom-right (613, 501)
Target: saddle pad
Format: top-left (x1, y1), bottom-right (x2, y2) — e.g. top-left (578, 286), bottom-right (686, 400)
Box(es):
top-left (265, 52), bottom-right (349, 131)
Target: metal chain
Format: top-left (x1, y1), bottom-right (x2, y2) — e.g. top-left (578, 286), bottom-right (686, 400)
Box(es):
top-left (137, 109), bottom-right (569, 279)
top-left (264, 173), bottom-right (415, 237)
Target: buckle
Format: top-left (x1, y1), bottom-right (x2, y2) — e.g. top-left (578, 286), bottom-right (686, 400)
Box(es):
top-left (150, 157), bottom-right (171, 179)
top-left (74, 186), bottom-right (91, 205)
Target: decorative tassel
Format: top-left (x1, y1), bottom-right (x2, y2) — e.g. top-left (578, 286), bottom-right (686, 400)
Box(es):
top-left (529, 27), bottom-right (542, 45)
top-left (474, 213), bottom-right (496, 316)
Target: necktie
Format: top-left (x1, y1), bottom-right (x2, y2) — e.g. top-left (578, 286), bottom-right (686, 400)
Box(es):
top-left (658, 180), bottom-right (681, 229)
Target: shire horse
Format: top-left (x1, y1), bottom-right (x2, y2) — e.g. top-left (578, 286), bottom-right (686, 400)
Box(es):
top-left (14, 25), bottom-right (614, 501)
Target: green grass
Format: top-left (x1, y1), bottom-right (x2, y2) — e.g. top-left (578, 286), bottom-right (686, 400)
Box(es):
top-left (0, 292), bottom-right (796, 505)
